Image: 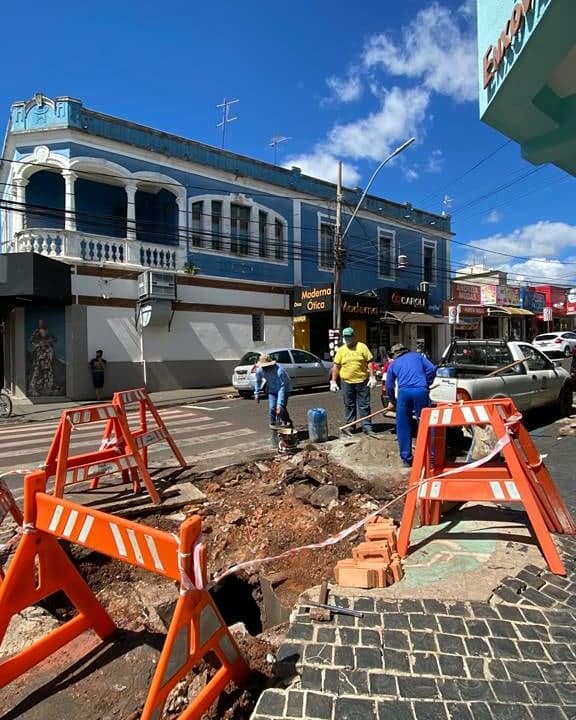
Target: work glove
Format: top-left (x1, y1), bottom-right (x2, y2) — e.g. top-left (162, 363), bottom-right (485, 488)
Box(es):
top-left (330, 380), bottom-right (339, 393)
top-left (367, 376), bottom-right (377, 389)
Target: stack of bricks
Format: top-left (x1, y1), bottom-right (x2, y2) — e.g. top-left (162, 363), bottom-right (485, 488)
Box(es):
top-left (334, 517), bottom-right (404, 590)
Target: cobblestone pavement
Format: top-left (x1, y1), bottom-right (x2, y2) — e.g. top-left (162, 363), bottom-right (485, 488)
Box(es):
top-left (250, 432), bottom-right (576, 720)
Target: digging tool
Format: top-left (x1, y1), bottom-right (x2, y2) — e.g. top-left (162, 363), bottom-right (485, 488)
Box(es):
top-left (485, 357), bottom-right (526, 377)
top-left (339, 407), bottom-right (395, 433)
top-left (309, 579), bottom-right (331, 621)
top-left (303, 600), bottom-right (364, 618)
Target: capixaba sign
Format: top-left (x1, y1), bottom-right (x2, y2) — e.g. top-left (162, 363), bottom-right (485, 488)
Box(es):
top-left (293, 285), bottom-right (333, 314)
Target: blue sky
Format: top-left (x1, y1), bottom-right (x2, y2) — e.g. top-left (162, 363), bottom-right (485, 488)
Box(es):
top-left (1, 0), bottom-right (575, 286)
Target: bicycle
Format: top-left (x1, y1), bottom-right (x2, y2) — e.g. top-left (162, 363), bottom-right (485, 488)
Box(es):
top-left (0, 390), bottom-right (13, 419)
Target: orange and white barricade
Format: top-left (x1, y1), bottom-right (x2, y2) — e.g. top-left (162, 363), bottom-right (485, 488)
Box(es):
top-left (93, 388), bottom-right (185, 490)
top-left (397, 398), bottom-right (576, 575)
top-left (44, 403), bottom-right (161, 504)
top-left (0, 470), bottom-right (248, 719)
top-left (0, 479), bottom-right (23, 582)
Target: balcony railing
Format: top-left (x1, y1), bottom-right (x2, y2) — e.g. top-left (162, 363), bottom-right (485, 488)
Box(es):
top-left (10, 229), bottom-right (186, 271)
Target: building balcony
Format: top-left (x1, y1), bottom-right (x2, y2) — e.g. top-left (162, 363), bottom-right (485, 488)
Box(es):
top-left (9, 228), bottom-right (186, 271)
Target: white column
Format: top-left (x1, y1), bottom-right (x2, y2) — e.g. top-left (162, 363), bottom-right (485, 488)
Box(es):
top-left (125, 183), bottom-right (137, 241)
top-left (250, 204), bottom-right (258, 256)
top-left (62, 170), bottom-right (77, 231)
top-left (176, 192), bottom-right (187, 246)
top-left (12, 177), bottom-right (28, 234)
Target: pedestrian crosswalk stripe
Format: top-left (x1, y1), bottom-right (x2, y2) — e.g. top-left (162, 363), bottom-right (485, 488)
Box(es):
top-left (0, 415), bottom-right (215, 454)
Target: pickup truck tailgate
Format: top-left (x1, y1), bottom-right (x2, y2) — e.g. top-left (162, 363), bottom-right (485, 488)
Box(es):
top-left (431, 377), bottom-right (458, 404)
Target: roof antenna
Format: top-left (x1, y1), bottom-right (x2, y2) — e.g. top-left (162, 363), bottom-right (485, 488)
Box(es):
top-left (269, 135), bottom-right (291, 165)
top-left (216, 97), bottom-right (239, 149)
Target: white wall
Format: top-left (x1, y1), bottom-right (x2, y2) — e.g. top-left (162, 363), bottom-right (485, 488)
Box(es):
top-left (86, 306), bottom-right (141, 362)
top-left (75, 274), bottom-right (290, 310)
top-left (142, 311), bottom-right (292, 362)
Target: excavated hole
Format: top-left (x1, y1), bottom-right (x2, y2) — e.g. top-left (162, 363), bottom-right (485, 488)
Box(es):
top-left (210, 573), bottom-right (264, 636)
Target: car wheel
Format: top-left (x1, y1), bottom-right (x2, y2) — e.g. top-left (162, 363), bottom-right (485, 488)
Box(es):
top-left (558, 384), bottom-right (574, 417)
top-left (564, 345), bottom-right (572, 358)
top-left (238, 391), bottom-right (253, 399)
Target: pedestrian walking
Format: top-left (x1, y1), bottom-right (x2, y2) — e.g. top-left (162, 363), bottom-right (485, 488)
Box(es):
top-left (330, 327), bottom-right (378, 437)
top-left (89, 349), bottom-right (107, 401)
top-left (385, 343), bottom-right (437, 467)
top-left (254, 353), bottom-right (293, 448)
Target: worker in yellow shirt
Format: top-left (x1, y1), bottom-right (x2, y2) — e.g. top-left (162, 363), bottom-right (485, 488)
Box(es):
top-left (330, 327), bottom-right (378, 437)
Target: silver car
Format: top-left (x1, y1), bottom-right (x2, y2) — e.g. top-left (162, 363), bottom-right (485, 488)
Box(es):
top-left (232, 348), bottom-right (332, 398)
top-left (533, 331), bottom-right (576, 358)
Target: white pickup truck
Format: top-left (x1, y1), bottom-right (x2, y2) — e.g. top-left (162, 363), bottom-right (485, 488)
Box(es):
top-left (431, 339), bottom-right (573, 415)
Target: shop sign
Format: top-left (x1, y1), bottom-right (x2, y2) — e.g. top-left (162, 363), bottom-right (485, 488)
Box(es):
top-left (384, 288), bottom-right (427, 312)
top-left (443, 301), bottom-right (485, 317)
top-left (293, 285), bottom-right (333, 314)
top-left (483, 0), bottom-right (534, 89)
top-left (496, 285), bottom-right (520, 306)
top-left (428, 302), bottom-right (442, 315)
top-left (480, 285), bottom-right (497, 305)
top-left (451, 283), bottom-right (481, 304)
top-left (567, 288), bottom-right (576, 316)
top-left (342, 293), bottom-right (381, 317)
top-left (520, 288), bottom-right (545, 312)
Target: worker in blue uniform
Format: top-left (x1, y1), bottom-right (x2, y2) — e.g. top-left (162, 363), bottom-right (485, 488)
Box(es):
top-left (385, 343), bottom-right (437, 467)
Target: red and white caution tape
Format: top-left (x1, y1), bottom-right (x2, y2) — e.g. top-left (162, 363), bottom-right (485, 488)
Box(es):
top-left (209, 425), bottom-right (515, 587)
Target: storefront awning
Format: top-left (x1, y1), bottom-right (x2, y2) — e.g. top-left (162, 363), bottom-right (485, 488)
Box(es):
top-left (382, 311), bottom-right (446, 325)
top-left (488, 305), bottom-right (534, 316)
top-left (502, 306), bottom-right (534, 316)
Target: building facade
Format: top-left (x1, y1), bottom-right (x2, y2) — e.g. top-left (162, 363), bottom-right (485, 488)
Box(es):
top-left (0, 94), bottom-right (451, 400)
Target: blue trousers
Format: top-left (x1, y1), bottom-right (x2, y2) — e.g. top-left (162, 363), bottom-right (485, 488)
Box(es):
top-left (341, 380), bottom-right (372, 431)
top-left (396, 387), bottom-right (430, 463)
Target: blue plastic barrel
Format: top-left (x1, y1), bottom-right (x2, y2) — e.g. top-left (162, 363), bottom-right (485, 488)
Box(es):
top-left (307, 407), bottom-right (328, 443)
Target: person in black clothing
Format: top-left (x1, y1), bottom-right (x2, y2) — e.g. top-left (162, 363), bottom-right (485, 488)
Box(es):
top-left (571, 348), bottom-right (576, 391)
top-left (89, 350), bottom-right (107, 400)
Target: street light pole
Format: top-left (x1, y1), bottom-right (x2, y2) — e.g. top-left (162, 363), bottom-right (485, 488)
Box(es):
top-left (331, 137), bottom-right (416, 336)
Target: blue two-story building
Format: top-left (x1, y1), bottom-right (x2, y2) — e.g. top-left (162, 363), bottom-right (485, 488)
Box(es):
top-left (0, 93), bottom-right (451, 400)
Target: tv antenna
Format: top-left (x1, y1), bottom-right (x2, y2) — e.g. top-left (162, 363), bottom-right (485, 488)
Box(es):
top-left (216, 97), bottom-right (239, 149)
top-left (269, 135), bottom-right (291, 165)
top-left (441, 194), bottom-right (453, 217)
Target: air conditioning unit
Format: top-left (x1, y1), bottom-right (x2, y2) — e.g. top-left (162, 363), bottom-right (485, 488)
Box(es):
top-left (137, 271), bottom-right (177, 301)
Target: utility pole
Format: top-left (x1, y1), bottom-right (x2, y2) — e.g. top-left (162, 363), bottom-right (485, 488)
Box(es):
top-left (332, 161), bottom-right (343, 333)
top-left (216, 97), bottom-right (239, 149)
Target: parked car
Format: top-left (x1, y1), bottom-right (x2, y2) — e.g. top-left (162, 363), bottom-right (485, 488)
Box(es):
top-left (232, 348), bottom-right (332, 398)
top-left (431, 339), bottom-right (573, 416)
top-left (533, 331), bottom-right (576, 358)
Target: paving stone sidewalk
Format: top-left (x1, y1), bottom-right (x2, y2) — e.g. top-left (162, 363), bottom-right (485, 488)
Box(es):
top-left (251, 433), bottom-right (576, 720)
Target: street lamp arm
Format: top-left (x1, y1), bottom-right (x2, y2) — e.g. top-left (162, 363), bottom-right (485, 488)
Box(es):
top-left (342, 137), bottom-right (415, 240)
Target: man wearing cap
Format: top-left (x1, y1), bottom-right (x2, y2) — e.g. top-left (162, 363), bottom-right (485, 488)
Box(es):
top-left (254, 353), bottom-right (293, 447)
top-left (330, 327), bottom-right (378, 437)
top-left (385, 343), bottom-right (437, 467)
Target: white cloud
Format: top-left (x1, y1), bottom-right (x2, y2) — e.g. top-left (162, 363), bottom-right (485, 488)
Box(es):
top-left (404, 168), bottom-right (420, 183)
top-left (466, 221), bottom-right (576, 284)
top-left (484, 209), bottom-right (502, 224)
top-left (326, 72), bottom-right (362, 103)
top-left (362, 2), bottom-right (477, 102)
top-left (285, 86), bottom-right (426, 184)
top-left (426, 149), bottom-right (444, 174)
top-left (284, 151), bottom-right (361, 186)
top-left (328, 87), bottom-right (429, 161)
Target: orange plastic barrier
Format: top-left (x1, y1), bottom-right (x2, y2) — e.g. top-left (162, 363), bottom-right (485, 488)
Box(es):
top-left (0, 479), bottom-right (23, 582)
top-left (92, 388), bottom-right (185, 490)
top-left (44, 403), bottom-right (161, 504)
top-left (0, 470), bottom-right (248, 719)
top-left (397, 398), bottom-right (576, 575)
